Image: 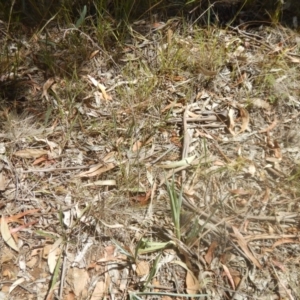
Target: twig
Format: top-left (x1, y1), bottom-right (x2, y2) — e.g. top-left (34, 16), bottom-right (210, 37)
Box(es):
top-left (271, 264), bottom-right (295, 300)
top-left (167, 116), bottom-right (217, 123)
top-left (243, 214), bottom-right (298, 223)
top-left (59, 253), bottom-right (68, 300)
top-left (181, 106), bottom-right (190, 182)
top-left (22, 165), bottom-right (91, 173)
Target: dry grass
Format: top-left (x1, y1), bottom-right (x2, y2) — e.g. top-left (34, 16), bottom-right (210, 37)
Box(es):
top-left (1, 1), bottom-right (300, 299)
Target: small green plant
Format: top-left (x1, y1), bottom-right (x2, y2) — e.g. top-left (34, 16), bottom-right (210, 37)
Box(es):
top-left (166, 174), bottom-right (182, 240)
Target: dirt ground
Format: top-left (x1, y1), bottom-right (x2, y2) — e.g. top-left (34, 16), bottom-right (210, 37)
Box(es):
top-left (1, 11), bottom-right (300, 300)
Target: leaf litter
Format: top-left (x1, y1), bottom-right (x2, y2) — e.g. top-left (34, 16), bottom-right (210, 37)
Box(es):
top-left (0, 11), bottom-right (300, 300)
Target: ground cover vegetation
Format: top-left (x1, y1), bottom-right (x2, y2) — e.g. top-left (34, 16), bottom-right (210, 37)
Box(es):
top-left (0, 0), bottom-right (300, 299)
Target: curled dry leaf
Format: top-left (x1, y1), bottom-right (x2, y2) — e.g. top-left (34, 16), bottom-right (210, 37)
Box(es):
top-left (1, 217), bottom-right (19, 252)
top-left (228, 106), bottom-right (250, 135)
top-left (186, 270), bottom-right (199, 295)
top-left (9, 278), bottom-right (25, 294)
top-left (161, 101), bottom-right (183, 113)
top-left (88, 75), bottom-right (111, 101)
top-left (76, 162), bottom-right (115, 177)
top-left (204, 241), bottom-right (218, 265)
top-left (231, 226), bottom-right (262, 269)
top-left (41, 77), bottom-right (55, 101)
top-left (89, 49), bottom-right (100, 59)
top-left (237, 106), bottom-right (250, 134)
top-left (259, 119), bottom-right (277, 133)
top-left (222, 264), bottom-right (235, 290)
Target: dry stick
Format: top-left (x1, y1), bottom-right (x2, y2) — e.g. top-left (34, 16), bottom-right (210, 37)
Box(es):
top-left (22, 165), bottom-right (91, 173)
top-left (245, 214), bottom-right (298, 223)
top-left (59, 254), bottom-right (68, 300)
top-left (167, 115), bottom-right (217, 124)
top-left (271, 264), bottom-right (295, 300)
top-left (151, 145), bottom-right (175, 165)
top-left (181, 106), bottom-right (190, 182)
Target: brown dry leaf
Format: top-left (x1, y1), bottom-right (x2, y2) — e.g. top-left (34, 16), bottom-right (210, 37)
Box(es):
top-left (261, 187), bottom-right (270, 203)
top-left (96, 245), bottom-right (118, 263)
top-left (48, 237), bottom-right (62, 274)
top-left (151, 21), bottom-right (165, 30)
top-left (1, 216), bottom-right (19, 252)
top-left (11, 221), bottom-right (37, 234)
top-left (88, 75), bottom-right (111, 101)
top-left (4, 209), bottom-right (40, 224)
top-left (259, 119), bottom-right (277, 133)
top-left (32, 154), bottom-right (51, 166)
top-left (270, 259), bottom-right (286, 272)
top-left (229, 189), bottom-right (252, 195)
top-left (186, 270), bottom-right (199, 295)
top-left (2, 266), bottom-right (16, 279)
top-left (1, 247), bottom-right (15, 264)
top-left (227, 268), bottom-right (242, 287)
top-left (131, 190), bottom-right (151, 205)
top-left (187, 110), bottom-right (201, 118)
top-left (237, 106), bottom-right (250, 134)
top-left (222, 264), bottom-right (235, 290)
top-left (0, 171), bottom-right (8, 191)
top-left (214, 160), bottom-right (226, 166)
top-left (77, 162), bottom-right (103, 175)
top-left (132, 140), bottom-right (142, 152)
top-left (64, 292), bottom-right (75, 300)
top-left (272, 238), bottom-right (298, 249)
top-left (233, 72), bottom-right (247, 87)
top-left (152, 279), bottom-right (161, 292)
top-left (67, 267), bottom-right (90, 298)
top-left (26, 256), bottom-right (39, 268)
top-left (14, 148), bottom-right (48, 159)
top-left (136, 261), bottom-right (150, 276)
top-left (204, 241), bottom-right (218, 265)
top-left (273, 140), bottom-right (282, 159)
top-left (197, 65), bottom-right (218, 76)
top-left (76, 162), bottom-right (115, 177)
top-left (42, 77), bottom-right (55, 101)
top-left (91, 281), bottom-right (106, 300)
top-left (170, 135), bottom-right (182, 148)
top-left (89, 50), bottom-right (100, 59)
top-left (161, 101), bottom-right (183, 112)
top-left (195, 129), bottom-right (214, 140)
top-left (231, 226), bottom-right (262, 269)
